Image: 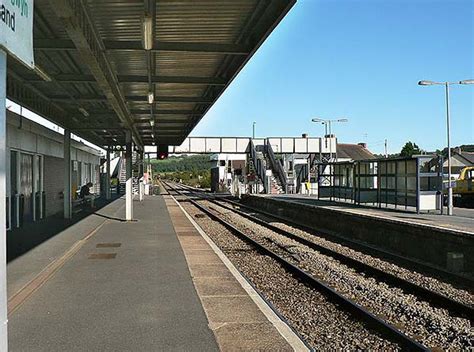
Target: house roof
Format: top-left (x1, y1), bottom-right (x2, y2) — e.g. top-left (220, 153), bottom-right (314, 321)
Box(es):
top-left (457, 151), bottom-right (474, 165)
top-left (337, 143), bottom-right (375, 161)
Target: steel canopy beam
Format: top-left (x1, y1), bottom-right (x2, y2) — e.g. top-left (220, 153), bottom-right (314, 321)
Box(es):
top-left (6, 71), bottom-right (106, 147)
top-left (132, 119), bottom-right (192, 125)
top-left (47, 0), bottom-right (142, 147)
top-left (48, 95), bottom-right (214, 104)
top-left (24, 74), bottom-right (226, 85)
top-left (83, 109), bottom-right (199, 116)
top-left (34, 39), bottom-right (250, 55)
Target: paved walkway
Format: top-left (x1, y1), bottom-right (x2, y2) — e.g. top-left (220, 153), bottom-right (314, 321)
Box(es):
top-left (163, 195), bottom-right (300, 351)
top-left (8, 196), bottom-right (218, 351)
top-left (269, 195), bottom-right (474, 234)
top-left (7, 195), bottom-right (301, 351)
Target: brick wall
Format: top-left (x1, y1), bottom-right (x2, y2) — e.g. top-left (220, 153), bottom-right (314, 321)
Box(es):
top-left (44, 156), bottom-right (64, 217)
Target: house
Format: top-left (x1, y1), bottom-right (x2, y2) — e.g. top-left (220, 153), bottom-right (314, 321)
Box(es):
top-left (443, 148), bottom-right (474, 176)
top-left (336, 143), bottom-right (376, 161)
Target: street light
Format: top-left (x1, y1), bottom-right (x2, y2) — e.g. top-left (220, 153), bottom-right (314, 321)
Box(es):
top-left (252, 121), bottom-right (256, 139)
top-left (418, 79), bottom-right (473, 215)
top-left (311, 117), bottom-right (348, 161)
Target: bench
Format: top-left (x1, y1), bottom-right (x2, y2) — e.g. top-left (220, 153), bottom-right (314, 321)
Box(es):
top-left (72, 194), bottom-right (99, 214)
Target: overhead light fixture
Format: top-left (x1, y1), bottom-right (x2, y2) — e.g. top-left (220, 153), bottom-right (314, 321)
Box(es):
top-left (150, 119), bottom-right (155, 127)
top-left (147, 91), bottom-right (154, 104)
top-left (418, 80), bottom-right (437, 86)
top-left (151, 133), bottom-right (155, 139)
top-left (34, 65), bottom-right (53, 82)
top-left (142, 15), bottom-right (153, 50)
top-left (78, 107), bottom-right (89, 117)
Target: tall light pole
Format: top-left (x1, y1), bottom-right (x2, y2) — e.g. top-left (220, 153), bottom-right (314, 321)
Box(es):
top-left (311, 117), bottom-right (348, 161)
top-left (252, 121), bottom-right (256, 139)
top-left (418, 79), bottom-right (473, 215)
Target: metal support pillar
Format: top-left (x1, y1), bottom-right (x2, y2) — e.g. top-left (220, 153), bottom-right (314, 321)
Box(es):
top-left (125, 131), bottom-right (133, 220)
top-left (0, 49), bottom-right (9, 351)
top-left (106, 149), bottom-right (111, 200)
top-left (445, 82), bottom-right (453, 216)
top-left (64, 130), bottom-right (72, 219)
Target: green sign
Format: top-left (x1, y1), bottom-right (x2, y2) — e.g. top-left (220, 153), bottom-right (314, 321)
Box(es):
top-left (0, 0), bottom-right (34, 68)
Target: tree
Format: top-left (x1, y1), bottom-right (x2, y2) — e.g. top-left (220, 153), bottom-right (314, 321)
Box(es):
top-left (400, 141), bottom-right (422, 157)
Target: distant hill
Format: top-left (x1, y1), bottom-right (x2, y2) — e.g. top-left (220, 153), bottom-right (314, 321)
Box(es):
top-left (149, 154), bottom-right (211, 172)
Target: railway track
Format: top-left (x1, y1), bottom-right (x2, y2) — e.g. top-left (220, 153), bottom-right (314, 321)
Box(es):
top-left (210, 198), bottom-right (474, 317)
top-left (164, 183), bottom-right (420, 348)
top-left (163, 181), bottom-right (474, 350)
top-left (173, 183), bottom-right (474, 296)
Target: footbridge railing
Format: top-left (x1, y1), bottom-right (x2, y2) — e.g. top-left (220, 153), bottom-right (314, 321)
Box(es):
top-left (249, 139), bottom-right (267, 193)
top-left (265, 139), bottom-right (287, 193)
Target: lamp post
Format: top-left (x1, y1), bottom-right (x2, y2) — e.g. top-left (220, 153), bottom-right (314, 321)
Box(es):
top-left (252, 121), bottom-right (256, 139)
top-left (418, 79), bottom-right (473, 216)
top-left (311, 117), bottom-right (348, 161)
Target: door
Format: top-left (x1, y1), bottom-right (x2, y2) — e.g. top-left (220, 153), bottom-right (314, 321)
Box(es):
top-left (20, 153), bottom-right (34, 223)
top-left (10, 151), bottom-right (18, 228)
top-left (33, 155), bottom-right (43, 220)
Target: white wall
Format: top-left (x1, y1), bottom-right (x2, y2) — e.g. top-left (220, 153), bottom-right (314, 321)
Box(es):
top-left (6, 110), bottom-right (101, 163)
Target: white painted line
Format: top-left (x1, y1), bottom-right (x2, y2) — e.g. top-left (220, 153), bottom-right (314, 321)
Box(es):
top-left (171, 195), bottom-right (309, 352)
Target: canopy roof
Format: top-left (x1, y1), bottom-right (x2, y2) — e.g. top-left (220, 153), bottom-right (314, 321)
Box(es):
top-left (6, 0), bottom-right (295, 148)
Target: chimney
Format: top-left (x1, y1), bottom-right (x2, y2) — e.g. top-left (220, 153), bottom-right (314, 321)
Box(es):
top-left (455, 147), bottom-right (462, 154)
top-left (358, 142), bottom-right (367, 149)
top-left (302, 133), bottom-right (308, 138)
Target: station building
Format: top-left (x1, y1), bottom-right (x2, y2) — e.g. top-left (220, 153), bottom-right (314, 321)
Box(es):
top-left (6, 109), bottom-right (101, 230)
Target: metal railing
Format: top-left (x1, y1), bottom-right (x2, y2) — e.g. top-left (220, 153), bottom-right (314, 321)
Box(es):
top-left (265, 139), bottom-right (287, 192)
top-left (249, 139), bottom-right (267, 193)
top-left (295, 154), bottom-right (320, 193)
top-left (295, 164), bottom-right (308, 193)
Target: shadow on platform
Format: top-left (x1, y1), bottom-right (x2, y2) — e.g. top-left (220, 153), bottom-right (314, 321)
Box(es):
top-left (7, 195), bottom-right (122, 263)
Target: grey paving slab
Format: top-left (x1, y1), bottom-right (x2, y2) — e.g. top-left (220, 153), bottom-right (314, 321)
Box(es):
top-left (8, 196), bottom-right (218, 352)
top-left (7, 197), bottom-right (126, 297)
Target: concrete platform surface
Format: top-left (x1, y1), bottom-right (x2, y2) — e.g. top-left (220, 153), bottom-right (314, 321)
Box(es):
top-left (8, 196), bottom-right (218, 351)
top-left (163, 195), bottom-right (304, 352)
top-left (268, 195), bottom-right (474, 235)
top-left (7, 195), bottom-right (301, 351)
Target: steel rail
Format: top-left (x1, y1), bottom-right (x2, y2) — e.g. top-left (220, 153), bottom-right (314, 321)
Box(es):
top-left (209, 197), bottom-right (474, 321)
top-left (164, 182), bottom-right (428, 351)
top-left (172, 183), bottom-right (474, 321)
top-left (174, 183), bottom-right (474, 324)
top-left (219, 198), bottom-right (474, 288)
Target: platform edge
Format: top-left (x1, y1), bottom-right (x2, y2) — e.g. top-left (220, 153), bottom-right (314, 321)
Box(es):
top-left (171, 195), bottom-right (310, 352)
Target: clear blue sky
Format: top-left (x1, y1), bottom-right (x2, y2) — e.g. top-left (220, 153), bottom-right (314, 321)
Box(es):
top-left (191, 0), bottom-right (473, 155)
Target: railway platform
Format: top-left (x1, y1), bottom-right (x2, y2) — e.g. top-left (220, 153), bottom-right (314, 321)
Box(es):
top-left (242, 194), bottom-right (474, 278)
top-left (7, 195), bottom-right (301, 351)
top-left (267, 195), bottom-right (474, 234)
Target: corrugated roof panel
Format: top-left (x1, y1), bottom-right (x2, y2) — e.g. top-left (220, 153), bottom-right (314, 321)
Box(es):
top-left (7, 0), bottom-right (295, 146)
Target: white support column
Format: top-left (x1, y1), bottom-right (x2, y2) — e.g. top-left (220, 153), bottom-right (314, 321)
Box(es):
top-left (64, 130), bottom-right (72, 219)
top-left (125, 131), bottom-right (133, 220)
top-left (106, 149), bottom-right (111, 200)
top-left (0, 49), bottom-right (9, 351)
